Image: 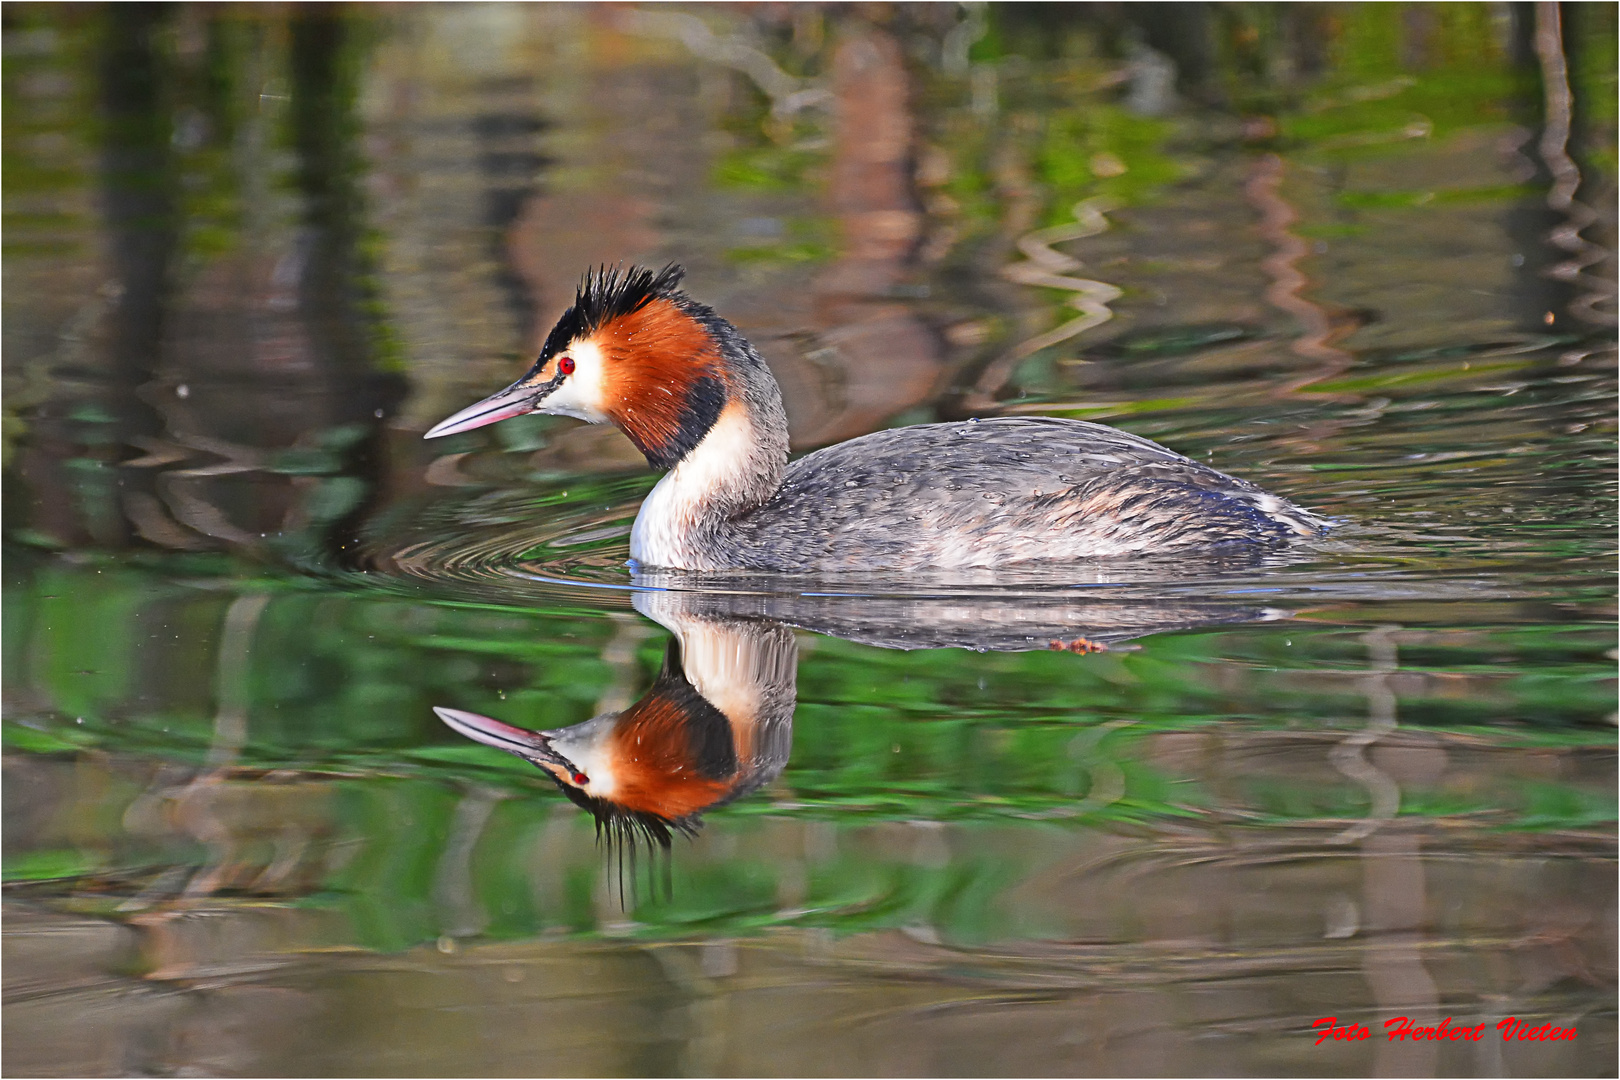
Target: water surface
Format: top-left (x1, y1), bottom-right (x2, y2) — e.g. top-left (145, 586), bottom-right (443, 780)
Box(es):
top-left (3, 4), bottom-right (1615, 1076)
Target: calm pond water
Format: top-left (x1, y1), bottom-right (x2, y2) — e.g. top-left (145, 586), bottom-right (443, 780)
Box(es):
top-left (4, 4), bottom-right (1616, 1076)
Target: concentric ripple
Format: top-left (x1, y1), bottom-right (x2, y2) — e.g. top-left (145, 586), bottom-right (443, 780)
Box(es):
top-left (355, 478), bottom-right (652, 608)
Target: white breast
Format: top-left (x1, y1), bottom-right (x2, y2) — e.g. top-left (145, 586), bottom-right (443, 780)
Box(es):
top-left (630, 404), bottom-right (758, 570)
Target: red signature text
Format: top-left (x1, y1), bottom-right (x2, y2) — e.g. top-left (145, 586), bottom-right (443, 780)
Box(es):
top-left (1313, 1016), bottom-right (1578, 1044)
top-left (1312, 1018), bottom-right (1372, 1045)
top-left (1385, 1017), bottom-right (1487, 1041)
top-left (1495, 1017), bottom-right (1579, 1042)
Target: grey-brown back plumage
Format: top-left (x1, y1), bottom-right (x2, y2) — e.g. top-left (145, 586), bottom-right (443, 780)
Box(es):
top-left (719, 417), bottom-right (1323, 572)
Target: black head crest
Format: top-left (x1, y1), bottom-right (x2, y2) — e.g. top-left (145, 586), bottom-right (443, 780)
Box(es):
top-left (539, 264), bottom-right (687, 363)
top-left (551, 778), bottom-right (696, 909)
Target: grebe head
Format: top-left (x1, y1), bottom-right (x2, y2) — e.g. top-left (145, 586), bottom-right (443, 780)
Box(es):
top-left (432, 647), bottom-right (743, 850)
top-left (425, 264), bottom-right (777, 472)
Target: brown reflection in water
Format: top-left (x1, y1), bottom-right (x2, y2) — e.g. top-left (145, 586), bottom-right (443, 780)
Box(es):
top-left (432, 784), bottom-right (507, 941)
top-left (1246, 152), bottom-right (1360, 400)
top-left (508, 190), bottom-right (661, 352)
top-left (110, 590), bottom-right (338, 926)
top-left (1362, 823), bottom-right (1440, 1078)
top-left (795, 21), bottom-right (943, 447)
top-left (512, 13), bottom-right (945, 457)
top-left (1318, 625), bottom-right (1617, 1077)
top-left (1332, 627), bottom-right (1443, 1076)
top-left (1533, 2), bottom-right (1617, 329)
top-left (969, 197), bottom-right (1122, 408)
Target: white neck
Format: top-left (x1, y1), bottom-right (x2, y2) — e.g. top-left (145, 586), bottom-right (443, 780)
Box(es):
top-left (629, 401), bottom-right (781, 570)
top-left (630, 593), bottom-right (799, 785)
top-left (633, 594), bottom-right (798, 720)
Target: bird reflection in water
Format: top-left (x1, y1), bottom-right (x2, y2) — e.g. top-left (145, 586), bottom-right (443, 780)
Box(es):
top-left (436, 585), bottom-right (1280, 898)
top-left (437, 592), bottom-right (795, 900)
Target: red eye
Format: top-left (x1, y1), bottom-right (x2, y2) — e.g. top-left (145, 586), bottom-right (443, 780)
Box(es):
top-left (557, 356), bottom-right (576, 376)
top-left (571, 771), bottom-right (588, 785)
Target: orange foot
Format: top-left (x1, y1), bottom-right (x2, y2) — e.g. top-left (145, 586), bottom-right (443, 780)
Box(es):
top-left (1048, 636), bottom-right (1107, 654)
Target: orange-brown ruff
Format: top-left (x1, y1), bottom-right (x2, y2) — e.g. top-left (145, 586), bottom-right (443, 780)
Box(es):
top-left (595, 299), bottom-right (725, 459)
top-left (426, 265), bottom-right (1327, 571)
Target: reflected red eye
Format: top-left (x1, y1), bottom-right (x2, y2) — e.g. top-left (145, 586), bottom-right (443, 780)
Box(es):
top-left (571, 771), bottom-right (588, 785)
top-left (557, 356), bottom-right (575, 376)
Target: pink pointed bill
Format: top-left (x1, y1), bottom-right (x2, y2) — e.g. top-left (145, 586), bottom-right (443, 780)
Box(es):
top-left (434, 706), bottom-right (552, 757)
top-left (423, 382), bottom-right (540, 439)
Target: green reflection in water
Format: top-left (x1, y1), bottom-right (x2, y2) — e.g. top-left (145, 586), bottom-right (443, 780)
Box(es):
top-left (2, 3), bottom-right (1614, 1075)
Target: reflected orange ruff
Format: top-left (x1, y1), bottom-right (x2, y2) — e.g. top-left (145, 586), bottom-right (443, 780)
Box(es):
top-left (608, 690), bottom-right (733, 821)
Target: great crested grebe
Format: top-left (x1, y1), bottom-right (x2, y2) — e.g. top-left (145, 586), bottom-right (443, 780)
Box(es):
top-left (426, 265), bottom-right (1325, 571)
